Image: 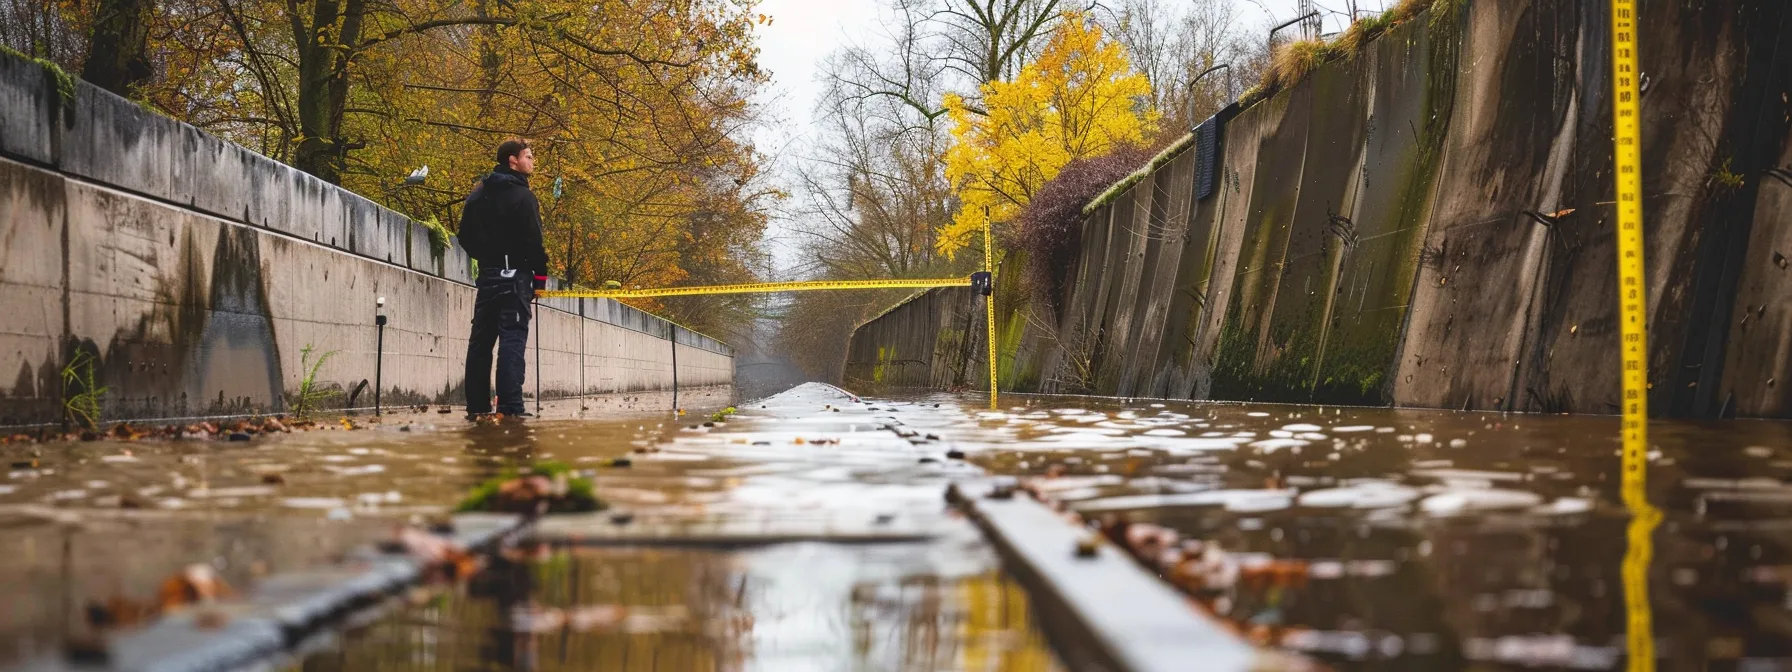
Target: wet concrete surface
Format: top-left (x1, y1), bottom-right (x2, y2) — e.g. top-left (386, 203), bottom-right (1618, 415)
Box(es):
top-left (6, 385), bottom-right (1792, 670)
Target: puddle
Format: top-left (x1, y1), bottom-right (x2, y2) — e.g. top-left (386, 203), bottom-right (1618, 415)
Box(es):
top-left (288, 543), bottom-right (1060, 671)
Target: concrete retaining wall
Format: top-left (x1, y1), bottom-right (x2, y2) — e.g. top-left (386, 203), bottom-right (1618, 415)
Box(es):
top-left (0, 52), bottom-right (731, 426)
top-left (848, 0), bottom-right (1792, 418)
top-left (843, 288), bottom-right (981, 390)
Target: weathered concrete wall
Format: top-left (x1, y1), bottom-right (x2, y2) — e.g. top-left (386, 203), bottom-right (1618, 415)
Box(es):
top-left (0, 52), bottom-right (731, 426)
top-left (843, 288), bottom-right (980, 390)
top-left (848, 0), bottom-right (1792, 418)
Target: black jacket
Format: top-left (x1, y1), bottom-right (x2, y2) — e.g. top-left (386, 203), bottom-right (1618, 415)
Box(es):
top-left (458, 166), bottom-right (549, 279)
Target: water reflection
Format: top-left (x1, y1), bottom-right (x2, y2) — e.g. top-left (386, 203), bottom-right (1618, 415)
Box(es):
top-left (0, 415), bottom-right (671, 665)
top-left (294, 543), bottom-right (1060, 672)
top-left (924, 394), bottom-right (1792, 670)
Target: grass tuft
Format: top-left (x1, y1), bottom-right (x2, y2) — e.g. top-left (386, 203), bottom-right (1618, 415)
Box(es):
top-left (1711, 158), bottom-right (1745, 194)
top-left (290, 344), bottom-right (338, 420)
top-left (61, 349), bottom-right (106, 431)
top-left (1241, 0), bottom-right (1450, 112)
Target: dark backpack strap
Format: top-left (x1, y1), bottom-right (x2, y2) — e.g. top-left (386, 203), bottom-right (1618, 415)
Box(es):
top-left (457, 185), bottom-right (489, 257)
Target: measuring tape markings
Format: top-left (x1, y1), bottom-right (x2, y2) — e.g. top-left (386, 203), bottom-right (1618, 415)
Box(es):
top-left (984, 212), bottom-right (999, 409)
top-left (1609, 0), bottom-right (1658, 670)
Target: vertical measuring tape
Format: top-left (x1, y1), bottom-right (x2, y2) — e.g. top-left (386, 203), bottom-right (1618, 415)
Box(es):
top-left (1609, 1), bottom-right (1659, 670)
top-left (1609, 0), bottom-right (1648, 510)
top-left (985, 209), bottom-right (999, 410)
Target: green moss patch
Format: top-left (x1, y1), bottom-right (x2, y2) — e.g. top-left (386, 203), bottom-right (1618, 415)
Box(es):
top-left (457, 461), bottom-right (605, 514)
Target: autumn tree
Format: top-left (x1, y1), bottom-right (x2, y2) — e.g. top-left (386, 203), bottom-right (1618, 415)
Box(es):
top-left (275, 0), bottom-right (770, 338)
top-left (197, 0), bottom-right (760, 185)
top-left (936, 12), bottom-right (1155, 256)
top-left (916, 0), bottom-right (1068, 95)
top-left (80, 0), bottom-right (155, 95)
top-left (4, 0), bottom-right (776, 341)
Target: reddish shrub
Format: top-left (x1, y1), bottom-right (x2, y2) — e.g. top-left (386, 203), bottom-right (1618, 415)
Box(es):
top-left (1016, 144), bottom-right (1155, 318)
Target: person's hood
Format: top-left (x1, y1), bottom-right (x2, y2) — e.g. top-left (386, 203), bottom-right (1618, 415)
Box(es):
top-left (482, 166), bottom-right (530, 190)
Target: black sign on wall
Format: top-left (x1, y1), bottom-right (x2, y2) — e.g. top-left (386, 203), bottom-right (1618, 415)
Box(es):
top-left (1194, 103), bottom-right (1240, 201)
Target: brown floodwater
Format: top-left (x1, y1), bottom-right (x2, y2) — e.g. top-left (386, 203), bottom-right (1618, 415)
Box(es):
top-left (0, 389), bottom-right (1065, 671)
top-left (5, 387), bottom-right (1790, 671)
top-left (0, 405), bottom-right (686, 665)
top-left (903, 392), bottom-right (1792, 671)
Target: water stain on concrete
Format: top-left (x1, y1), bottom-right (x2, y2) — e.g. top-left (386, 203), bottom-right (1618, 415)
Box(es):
top-left (88, 225), bottom-right (284, 421)
top-left (193, 225), bottom-right (284, 414)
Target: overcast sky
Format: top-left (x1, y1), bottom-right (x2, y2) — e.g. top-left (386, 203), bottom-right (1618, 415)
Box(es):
top-left (746, 0), bottom-right (1383, 271)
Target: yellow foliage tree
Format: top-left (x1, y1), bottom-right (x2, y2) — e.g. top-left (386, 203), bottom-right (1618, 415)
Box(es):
top-left (937, 12), bottom-right (1157, 257)
top-left (58, 0), bottom-right (775, 336)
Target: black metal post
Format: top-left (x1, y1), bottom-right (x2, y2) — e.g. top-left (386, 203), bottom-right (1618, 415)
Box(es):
top-left (1268, 11), bottom-right (1320, 49)
top-left (670, 324), bottom-right (679, 415)
top-left (534, 301), bottom-right (542, 415)
top-left (374, 297), bottom-right (386, 415)
top-left (1186, 63), bottom-right (1231, 127)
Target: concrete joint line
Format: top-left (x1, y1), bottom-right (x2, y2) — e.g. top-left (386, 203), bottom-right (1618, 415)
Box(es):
top-left (18, 513), bottom-right (526, 672)
top-left (949, 482), bottom-right (1303, 672)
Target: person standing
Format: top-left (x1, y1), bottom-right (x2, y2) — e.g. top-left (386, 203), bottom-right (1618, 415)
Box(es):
top-left (458, 138), bottom-right (549, 419)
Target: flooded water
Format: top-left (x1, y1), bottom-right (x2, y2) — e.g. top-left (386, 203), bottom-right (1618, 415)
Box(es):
top-left (902, 393), bottom-right (1792, 671)
top-left (5, 387), bottom-right (1791, 671)
top-left (0, 406), bottom-right (676, 664)
top-left (290, 541), bottom-right (1057, 671)
top-left (0, 390), bottom-right (1065, 671)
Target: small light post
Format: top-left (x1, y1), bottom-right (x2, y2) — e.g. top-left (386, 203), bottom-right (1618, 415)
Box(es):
top-left (374, 296), bottom-right (386, 415)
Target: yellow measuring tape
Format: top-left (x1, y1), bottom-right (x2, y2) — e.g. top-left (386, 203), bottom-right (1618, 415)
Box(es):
top-left (536, 277), bottom-right (972, 299)
top-left (985, 211), bottom-right (999, 409)
top-left (538, 273), bottom-right (1003, 402)
top-left (1609, 1), bottom-right (1659, 669)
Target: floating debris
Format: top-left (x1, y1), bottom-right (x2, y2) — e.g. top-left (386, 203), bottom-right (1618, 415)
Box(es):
top-left (457, 461), bottom-right (605, 515)
top-left (381, 526), bottom-right (477, 580)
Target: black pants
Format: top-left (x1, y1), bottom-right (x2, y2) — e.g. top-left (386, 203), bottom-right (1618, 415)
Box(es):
top-left (465, 268), bottom-right (532, 415)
